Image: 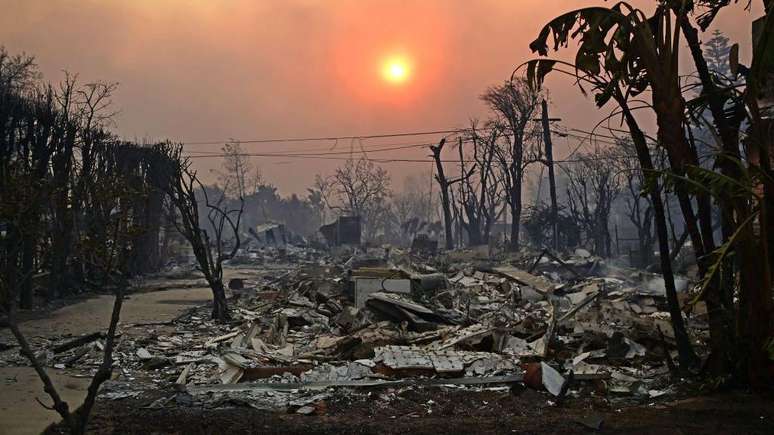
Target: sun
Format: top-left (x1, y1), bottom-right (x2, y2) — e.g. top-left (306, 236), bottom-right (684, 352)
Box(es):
top-left (381, 56), bottom-right (411, 84)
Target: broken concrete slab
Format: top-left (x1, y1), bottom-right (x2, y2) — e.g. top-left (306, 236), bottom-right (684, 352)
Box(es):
top-left (136, 348), bottom-right (153, 360)
top-left (374, 345), bottom-right (517, 376)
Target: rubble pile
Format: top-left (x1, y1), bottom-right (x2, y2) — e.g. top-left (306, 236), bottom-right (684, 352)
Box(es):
top-left (1, 246), bottom-right (707, 413)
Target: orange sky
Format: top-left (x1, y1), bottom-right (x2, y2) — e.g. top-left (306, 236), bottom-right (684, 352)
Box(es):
top-left (0, 0), bottom-right (761, 194)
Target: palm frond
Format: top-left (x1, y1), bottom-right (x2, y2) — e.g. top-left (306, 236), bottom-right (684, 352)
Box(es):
top-left (689, 209), bottom-right (757, 306)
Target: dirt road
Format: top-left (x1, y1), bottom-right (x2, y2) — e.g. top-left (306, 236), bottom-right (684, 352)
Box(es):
top-left (0, 285), bottom-right (213, 435)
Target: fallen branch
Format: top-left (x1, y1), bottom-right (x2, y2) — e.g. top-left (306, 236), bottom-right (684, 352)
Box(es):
top-left (51, 332), bottom-right (105, 354)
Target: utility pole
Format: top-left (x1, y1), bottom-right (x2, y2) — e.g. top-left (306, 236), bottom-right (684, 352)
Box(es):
top-left (458, 136), bottom-right (465, 248)
top-left (540, 100), bottom-right (560, 252)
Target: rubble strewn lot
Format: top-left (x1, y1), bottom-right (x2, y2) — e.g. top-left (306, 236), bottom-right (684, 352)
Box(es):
top-left (1, 246), bottom-right (771, 433)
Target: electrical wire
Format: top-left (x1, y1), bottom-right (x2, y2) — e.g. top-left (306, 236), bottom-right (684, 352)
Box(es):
top-left (179, 122), bottom-right (656, 165)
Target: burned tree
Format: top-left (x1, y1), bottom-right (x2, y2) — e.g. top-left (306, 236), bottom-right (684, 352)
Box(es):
top-left (0, 49), bottom-right (164, 431)
top-left (167, 152), bottom-right (244, 321)
top-left (391, 175), bottom-right (437, 246)
top-left (454, 123), bottom-right (505, 246)
top-left (0, 49), bottom-right (169, 302)
top-left (523, 203), bottom-right (581, 250)
top-left (319, 157), bottom-right (391, 243)
top-left (0, 49), bottom-right (46, 309)
top-left (217, 141), bottom-right (254, 199)
top-left (430, 138), bottom-right (461, 250)
top-left (46, 74), bottom-right (81, 299)
top-left (481, 79), bottom-right (542, 250)
top-left (127, 144), bottom-right (180, 275)
top-left (564, 149), bottom-right (622, 257)
top-left (614, 139), bottom-right (657, 267)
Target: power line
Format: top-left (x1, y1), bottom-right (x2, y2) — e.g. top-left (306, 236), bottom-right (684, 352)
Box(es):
top-left (180, 128), bottom-right (622, 159)
top-left (179, 124), bottom-right (637, 149)
top-left (182, 136), bottom-right (456, 155)
top-left (179, 128), bottom-right (466, 146)
top-left (184, 150), bottom-right (623, 164)
top-left (183, 140), bottom-right (441, 158)
top-left (180, 123), bottom-right (654, 164)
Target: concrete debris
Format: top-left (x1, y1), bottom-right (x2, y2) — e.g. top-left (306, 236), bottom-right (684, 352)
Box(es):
top-left (136, 348), bottom-right (153, 360)
top-left (374, 345), bottom-right (515, 376)
top-left (501, 336), bottom-right (538, 357)
top-left (300, 361), bottom-right (374, 382)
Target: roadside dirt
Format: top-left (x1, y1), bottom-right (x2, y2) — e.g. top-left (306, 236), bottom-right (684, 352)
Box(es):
top-left (50, 386), bottom-right (774, 434)
top-left (1, 367), bottom-right (90, 435)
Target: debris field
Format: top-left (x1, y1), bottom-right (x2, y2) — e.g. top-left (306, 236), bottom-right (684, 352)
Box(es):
top-left (1, 245), bottom-right (717, 426)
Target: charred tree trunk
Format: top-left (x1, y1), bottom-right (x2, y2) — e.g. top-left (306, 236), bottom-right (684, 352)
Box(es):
top-left (430, 139), bottom-right (455, 250)
top-left (19, 232), bottom-right (34, 309)
top-left (132, 188), bottom-right (164, 274)
top-left (653, 95), bottom-right (724, 372)
top-left (511, 174), bottom-right (523, 250)
top-left (541, 100), bottom-right (559, 252)
top-left (461, 197), bottom-right (484, 246)
top-left (619, 94), bottom-right (699, 369)
top-left (638, 211), bottom-right (655, 268)
top-left (48, 127), bottom-right (77, 299)
top-left (209, 280), bottom-right (229, 321)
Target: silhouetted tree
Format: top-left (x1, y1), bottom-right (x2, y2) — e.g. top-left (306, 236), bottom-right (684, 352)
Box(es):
top-left (481, 79), bottom-right (542, 250)
top-left (319, 157), bottom-right (391, 242)
top-left (565, 149), bottom-right (621, 257)
top-left (167, 151), bottom-right (243, 321)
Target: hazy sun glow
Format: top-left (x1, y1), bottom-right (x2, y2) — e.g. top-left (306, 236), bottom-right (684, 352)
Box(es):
top-left (382, 56), bottom-right (411, 84)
